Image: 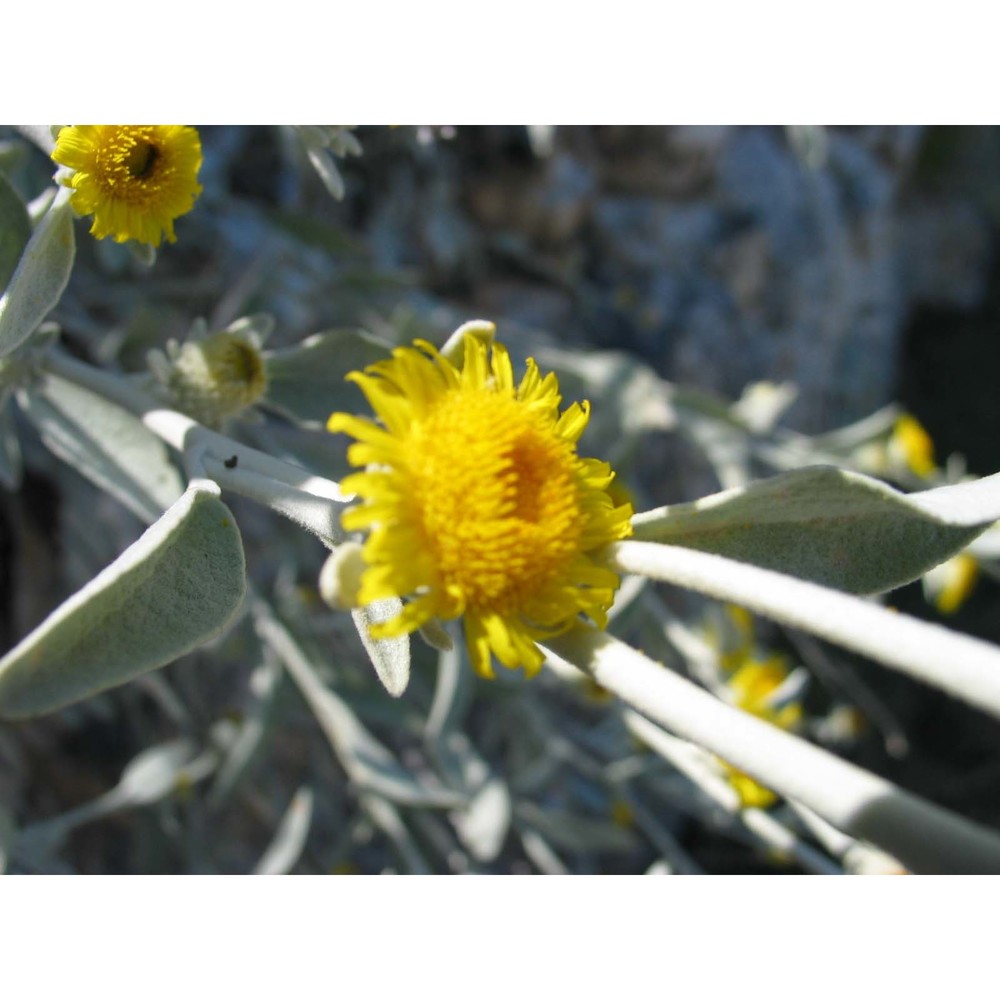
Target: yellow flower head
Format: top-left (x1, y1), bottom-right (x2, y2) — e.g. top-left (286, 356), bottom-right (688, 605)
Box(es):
top-left (889, 414), bottom-right (936, 479)
top-left (721, 653), bottom-right (803, 810)
top-left (52, 125), bottom-right (203, 246)
top-left (923, 552), bottom-right (979, 615)
top-left (728, 657), bottom-right (802, 731)
top-left (327, 334), bottom-right (634, 678)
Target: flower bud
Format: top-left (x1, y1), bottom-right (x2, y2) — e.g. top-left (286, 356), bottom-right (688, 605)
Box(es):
top-left (154, 329), bottom-right (268, 428)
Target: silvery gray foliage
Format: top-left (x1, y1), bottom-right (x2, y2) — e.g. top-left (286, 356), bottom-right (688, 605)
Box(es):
top-left (0, 482), bottom-right (246, 718)
top-left (631, 465), bottom-right (993, 595)
top-left (4, 126), bottom-right (1000, 875)
top-left (18, 370), bottom-right (184, 523)
top-left (292, 126), bottom-right (362, 202)
top-left (0, 187), bottom-right (74, 358)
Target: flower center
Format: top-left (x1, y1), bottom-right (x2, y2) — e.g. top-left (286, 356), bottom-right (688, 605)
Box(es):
top-left (125, 140), bottom-right (159, 180)
top-left (94, 128), bottom-right (165, 202)
top-left (407, 386), bottom-right (585, 615)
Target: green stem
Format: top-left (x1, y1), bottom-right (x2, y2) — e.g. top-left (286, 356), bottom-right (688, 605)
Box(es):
top-left (44, 351), bottom-right (348, 500)
top-left (545, 623), bottom-right (1000, 874)
top-left (612, 539), bottom-right (1000, 722)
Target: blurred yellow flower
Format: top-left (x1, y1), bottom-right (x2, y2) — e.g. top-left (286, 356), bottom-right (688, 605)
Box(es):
top-left (923, 552), bottom-right (979, 615)
top-left (328, 334), bottom-right (633, 678)
top-left (52, 125), bottom-right (203, 247)
top-left (727, 657), bottom-right (803, 732)
top-left (727, 770), bottom-right (782, 810)
top-left (706, 606), bottom-right (804, 809)
top-left (722, 657), bottom-right (803, 809)
top-left (889, 414), bottom-right (936, 479)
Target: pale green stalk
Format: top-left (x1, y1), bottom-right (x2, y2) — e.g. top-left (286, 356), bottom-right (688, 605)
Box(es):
top-left (622, 710), bottom-right (844, 875)
top-left (544, 624), bottom-right (1000, 874)
top-left (612, 540), bottom-right (1000, 722)
top-left (43, 352), bottom-right (347, 498)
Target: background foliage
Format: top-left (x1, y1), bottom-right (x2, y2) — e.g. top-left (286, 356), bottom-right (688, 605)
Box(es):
top-left (3, 126), bottom-right (1000, 874)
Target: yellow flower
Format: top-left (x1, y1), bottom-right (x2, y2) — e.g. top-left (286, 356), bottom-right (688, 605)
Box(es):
top-left (722, 653), bottom-right (803, 810)
top-left (52, 125), bottom-right (203, 246)
top-left (727, 657), bottom-right (803, 732)
top-left (327, 333), bottom-right (634, 678)
top-left (923, 552), bottom-right (979, 615)
top-left (889, 414), bottom-right (936, 479)
top-left (726, 770), bottom-right (781, 810)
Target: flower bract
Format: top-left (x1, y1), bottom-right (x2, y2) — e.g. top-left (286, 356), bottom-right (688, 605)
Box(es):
top-left (327, 333), bottom-right (634, 678)
top-left (52, 126), bottom-right (203, 247)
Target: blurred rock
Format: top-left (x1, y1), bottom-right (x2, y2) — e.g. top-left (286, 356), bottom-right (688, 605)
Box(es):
top-left (465, 151), bottom-right (597, 249)
top-left (899, 199), bottom-right (992, 309)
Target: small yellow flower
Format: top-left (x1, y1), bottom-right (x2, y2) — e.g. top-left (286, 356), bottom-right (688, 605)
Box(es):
top-left (923, 552), bottom-right (979, 615)
top-left (721, 647), bottom-right (803, 809)
top-left (52, 125), bottom-right (203, 246)
top-left (727, 657), bottom-right (803, 732)
top-left (327, 333), bottom-right (634, 678)
top-left (726, 770), bottom-right (781, 810)
top-left (889, 414), bottom-right (936, 479)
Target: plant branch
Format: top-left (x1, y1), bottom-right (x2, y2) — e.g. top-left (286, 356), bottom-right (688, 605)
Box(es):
top-left (544, 623), bottom-right (1000, 874)
top-left (43, 351), bottom-right (349, 503)
top-left (611, 540), bottom-right (1000, 723)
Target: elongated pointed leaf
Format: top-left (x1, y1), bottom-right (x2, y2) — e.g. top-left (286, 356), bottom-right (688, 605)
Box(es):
top-left (352, 598), bottom-right (410, 697)
top-left (252, 787), bottom-right (315, 875)
top-left (547, 622), bottom-right (1000, 873)
top-left (0, 483), bottom-right (246, 718)
top-left (0, 189), bottom-right (74, 358)
top-left (19, 371), bottom-right (184, 523)
top-left (632, 465), bottom-right (996, 594)
top-left (613, 540), bottom-right (1000, 723)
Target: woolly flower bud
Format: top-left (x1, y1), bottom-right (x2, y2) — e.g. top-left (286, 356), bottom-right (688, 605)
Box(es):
top-left (151, 327), bottom-right (268, 428)
top-left (318, 542), bottom-right (366, 612)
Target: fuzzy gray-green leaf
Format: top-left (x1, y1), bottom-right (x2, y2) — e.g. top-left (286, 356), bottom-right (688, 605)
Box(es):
top-left (352, 598), bottom-right (410, 697)
top-left (19, 371), bottom-right (184, 523)
top-left (0, 190), bottom-right (74, 358)
top-left (631, 465), bottom-right (994, 595)
top-left (0, 484), bottom-right (246, 718)
top-left (263, 328), bottom-right (390, 427)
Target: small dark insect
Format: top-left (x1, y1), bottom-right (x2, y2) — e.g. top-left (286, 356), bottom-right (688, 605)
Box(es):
top-left (224, 455), bottom-right (238, 469)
